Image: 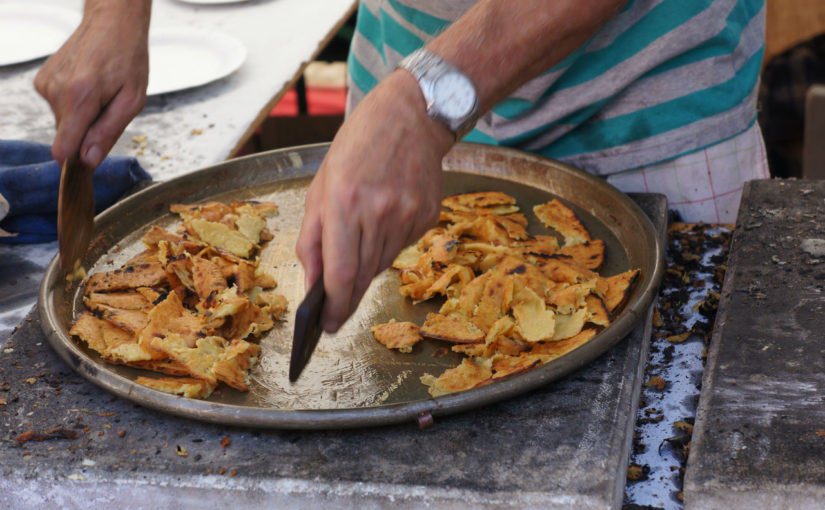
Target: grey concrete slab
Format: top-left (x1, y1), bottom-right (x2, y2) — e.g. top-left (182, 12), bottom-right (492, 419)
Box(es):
top-left (685, 180), bottom-right (825, 509)
top-left (0, 195), bottom-right (666, 510)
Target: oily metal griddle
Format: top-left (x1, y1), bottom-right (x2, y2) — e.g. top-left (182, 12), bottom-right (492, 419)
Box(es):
top-left (38, 143), bottom-right (664, 429)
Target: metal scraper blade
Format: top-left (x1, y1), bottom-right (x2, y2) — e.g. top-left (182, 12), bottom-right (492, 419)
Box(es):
top-left (289, 274), bottom-right (325, 382)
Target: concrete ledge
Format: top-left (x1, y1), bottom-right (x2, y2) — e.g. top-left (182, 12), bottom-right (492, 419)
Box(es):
top-left (685, 180), bottom-right (825, 509)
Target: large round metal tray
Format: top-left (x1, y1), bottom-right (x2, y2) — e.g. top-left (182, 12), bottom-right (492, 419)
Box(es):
top-left (39, 143), bottom-right (663, 429)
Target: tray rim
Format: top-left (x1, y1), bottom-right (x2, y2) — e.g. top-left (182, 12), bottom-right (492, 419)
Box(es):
top-left (38, 142), bottom-right (664, 429)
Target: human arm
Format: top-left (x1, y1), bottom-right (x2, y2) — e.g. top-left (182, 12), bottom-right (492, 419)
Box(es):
top-left (34, 0), bottom-right (152, 168)
top-left (296, 0), bottom-right (628, 333)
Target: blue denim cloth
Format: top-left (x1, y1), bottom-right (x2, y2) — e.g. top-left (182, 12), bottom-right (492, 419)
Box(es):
top-left (0, 140), bottom-right (152, 243)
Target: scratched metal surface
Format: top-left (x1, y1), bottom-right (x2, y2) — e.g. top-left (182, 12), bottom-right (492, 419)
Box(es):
top-left (38, 143), bottom-right (663, 429)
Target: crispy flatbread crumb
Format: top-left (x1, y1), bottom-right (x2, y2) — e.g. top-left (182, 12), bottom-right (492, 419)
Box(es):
top-left (188, 218), bottom-right (256, 258)
top-left (491, 354), bottom-right (542, 380)
top-left (421, 358), bottom-right (492, 397)
top-left (604, 269), bottom-right (640, 313)
top-left (371, 321), bottom-right (422, 353)
top-left (533, 199), bottom-right (591, 246)
top-left (135, 376), bottom-right (216, 399)
top-left (442, 191), bottom-right (517, 213)
top-left (212, 340), bottom-right (261, 391)
top-left (420, 313), bottom-right (485, 343)
top-left (530, 328), bottom-right (598, 360)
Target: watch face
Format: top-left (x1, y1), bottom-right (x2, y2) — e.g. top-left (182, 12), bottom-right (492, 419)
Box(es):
top-left (433, 71), bottom-right (476, 118)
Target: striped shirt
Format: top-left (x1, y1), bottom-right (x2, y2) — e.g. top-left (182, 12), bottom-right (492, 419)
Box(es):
top-left (347, 0), bottom-right (766, 176)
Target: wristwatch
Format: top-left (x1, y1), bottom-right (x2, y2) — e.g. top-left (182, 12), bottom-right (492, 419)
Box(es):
top-left (398, 48), bottom-right (479, 140)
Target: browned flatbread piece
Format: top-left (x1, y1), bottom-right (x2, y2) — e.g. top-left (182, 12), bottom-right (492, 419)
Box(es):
top-left (521, 234), bottom-right (560, 254)
top-left (145, 334), bottom-right (226, 385)
top-left (138, 292), bottom-right (212, 352)
top-left (252, 290), bottom-right (289, 318)
top-left (512, 286), bottom-right (555, 343)
top-left (69, 313), bottom-right (156, 364)
top-left (451, 342), bottom-right (487, 358)
top-left (371, 321), bottom-right (422, 352)
top-left (491, 354), bottom-right (543, 380)
top-left (538, 257), bottom-right (597, 284)
top-left (392, 245), bottom-right (424, 270)
top-left (85, 262), bottom-right (168, 293)
top-left (496, 214), bottom-right (529, 241)
top-left (420, 313), bottom-right (485, 343)
top-left (466, 216), bottom-right (513, 245)
top-left (439, 210), bottom-right (477, 224)
top-left (399, 270), bottom-right (438, 301)
top-left (186, 218), bottom-right (257, 259)
top-left (507, 259), bottom-right (553, 300)
top-left (533, 199), bottom-right (591, 246)
top-left (530, 328), bottom-right (598, 359)
top-left (213, 256), bottom-right (258, 292)
top-left (141, 225), bottom-right (204, 253)
top-left (556, 239), bottom-right (605, 270)
top-left (456, 271), bottom-right (490, 317)
top-left (135, 376), bottom-right (217, 399)
top-left (425, 233), bottom-right (460, 264)
top-left (127, 359), bottom-right (190, 377)
top-left (585, 294), bottom-right (611, 327)
top-left (100, 306), bottom-right (149, 334)
top-left (136, 286), bottom-right (164, 304)
top-left (123, 249), bottom-right (159, 267)
top-left (442, 191), bottom-right (517, 213)
top-left (212, 339), bottom-right (262, 391)
top-left (420, 358), bottom-right (492, 397)
top-left (489, 335), bottom-right (530, 357)
top-left (423, 264), bottom-right (474, 300)
top-left (170, 202), bottom-right (234, 222)
top-left (547, 282), bottom-right (595, 315)
top-left (552, 308), bottom-right (588, 340)
top-left (192, 256), bottom-right (227, 301)
top-left (603, 268), bottom-right (640, 314)
top-left (70, 313), bottom-right (132, 356)
top-left (85, 291), bottom-right (151, 311)
top-left (246, 201), bottom-right (279, 217)
top-left (164, 255), bottom-right (195, 292)
top-left (471, 270), bottom-right (514, 333)
top-left (219, 301), bottom-right (274, 341)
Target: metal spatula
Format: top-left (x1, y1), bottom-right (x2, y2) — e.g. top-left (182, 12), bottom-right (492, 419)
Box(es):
top-left (57, 155), bottom-right (95, 276)
top-left (289, 274), bottom-right (325, 382)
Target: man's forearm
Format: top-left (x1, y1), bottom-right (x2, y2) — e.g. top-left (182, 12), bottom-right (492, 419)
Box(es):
top-left (84, 0), bottom-right (152, 33)
top-left (427, 0), bottom-right (628, 113)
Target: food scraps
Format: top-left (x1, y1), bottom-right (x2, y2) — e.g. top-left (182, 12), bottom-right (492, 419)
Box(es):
top-left (15, 427), bottom-right (79, 444)
top-left (69, 201), bottom-right (287, 400)
top-left (373, 191), bottom-right (640, 397)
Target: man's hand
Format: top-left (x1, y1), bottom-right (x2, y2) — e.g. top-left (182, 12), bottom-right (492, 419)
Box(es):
top-left (296, 70), bottom-right (455, 333)
top-left (296, 0), bottom-right (628, 333)
top-left (34, 0), bottom-right (151, 168)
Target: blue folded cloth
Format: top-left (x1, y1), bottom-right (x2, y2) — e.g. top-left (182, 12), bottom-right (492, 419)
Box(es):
top-left (0, 140), bottom-right (152, 244)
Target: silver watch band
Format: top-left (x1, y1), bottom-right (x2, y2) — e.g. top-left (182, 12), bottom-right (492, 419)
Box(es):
top-left (398, 49), bottom-right (479, 140)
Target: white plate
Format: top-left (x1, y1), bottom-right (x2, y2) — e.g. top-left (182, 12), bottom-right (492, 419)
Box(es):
top-left (0, 3), bottom-right (80, 67)
top-left (147, 27), bottom-right (246, 96)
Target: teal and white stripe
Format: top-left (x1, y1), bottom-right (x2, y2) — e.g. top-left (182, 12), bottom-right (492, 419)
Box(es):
top-left (347, 0), bottom-right (765, 175)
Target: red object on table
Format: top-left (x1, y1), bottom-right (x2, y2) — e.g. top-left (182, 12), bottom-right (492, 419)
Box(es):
top-left (270, 87), bottom-right (347, 117)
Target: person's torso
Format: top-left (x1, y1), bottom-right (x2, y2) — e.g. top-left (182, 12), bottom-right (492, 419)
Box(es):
top-left (347, 0), bottom-right (766, 174)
